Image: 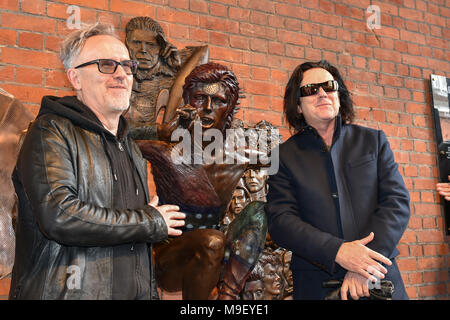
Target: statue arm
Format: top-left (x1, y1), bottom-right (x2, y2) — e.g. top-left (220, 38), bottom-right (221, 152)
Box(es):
top-left (128, 106), bottom-right (198, 142)
top-left (128, 122), bottom-right (159, 140)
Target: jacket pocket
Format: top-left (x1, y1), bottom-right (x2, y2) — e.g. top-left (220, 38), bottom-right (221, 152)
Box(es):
top-left (348, 153), bottom-right (375, 168)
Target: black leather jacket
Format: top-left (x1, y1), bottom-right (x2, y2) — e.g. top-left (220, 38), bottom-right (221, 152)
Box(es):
top-left (9, 96), bottom-right (167, 299)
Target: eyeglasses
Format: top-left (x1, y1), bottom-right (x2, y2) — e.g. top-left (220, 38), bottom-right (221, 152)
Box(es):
top-left (299, 80), bottom-right (339, 97)
top-left (74, 59), bottom-right (139, 75)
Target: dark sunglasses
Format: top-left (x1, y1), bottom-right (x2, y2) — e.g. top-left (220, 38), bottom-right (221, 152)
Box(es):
top-left (299, 80), bottom-right (339, 97)
top-left (74, 59), bottom-right (139, 75)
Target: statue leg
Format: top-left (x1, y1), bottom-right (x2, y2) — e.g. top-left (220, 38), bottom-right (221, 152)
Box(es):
top-left (155, 229), bottom-right (225, 300)
top-left (217, 201), bottom-right (268, 300)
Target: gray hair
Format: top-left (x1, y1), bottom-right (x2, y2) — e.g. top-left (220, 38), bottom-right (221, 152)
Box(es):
top-left (59, 22), bottom-right (118, 70)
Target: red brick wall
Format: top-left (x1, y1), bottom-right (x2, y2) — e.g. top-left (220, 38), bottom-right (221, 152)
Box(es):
top-left (0, 0), bottom-right (449, 300)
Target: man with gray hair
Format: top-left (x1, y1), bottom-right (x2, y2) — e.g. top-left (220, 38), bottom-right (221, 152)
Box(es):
top-left (9, 22), bottom-right (185, 300)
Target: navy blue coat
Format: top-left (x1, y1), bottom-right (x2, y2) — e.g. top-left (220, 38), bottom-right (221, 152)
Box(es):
top-left (265, 118), bottom-right (410, 299)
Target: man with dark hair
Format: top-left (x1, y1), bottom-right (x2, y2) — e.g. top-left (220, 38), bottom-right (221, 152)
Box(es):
top-left (265, 60), bottom-right (410, 300)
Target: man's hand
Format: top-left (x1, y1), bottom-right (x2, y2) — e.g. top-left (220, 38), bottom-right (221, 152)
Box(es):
top-left (436, 175), bottom-right (450, 201)
top-left (335, 232), bottom-right (392, 283)
top-left (149, 196), bottom-right (185, 236)
top-left (340, 271), bottom-right (370, 300)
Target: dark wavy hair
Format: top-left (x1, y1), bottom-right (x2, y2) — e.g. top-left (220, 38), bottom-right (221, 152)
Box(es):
top-left (284, 60), bottom-right (354, 131)
top-left (182, 62), bottom-right (240, 130)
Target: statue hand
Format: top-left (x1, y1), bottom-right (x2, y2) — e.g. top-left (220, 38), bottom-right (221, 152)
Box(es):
top-left (161, 42), bottom-right (181, 69)
top-left (157, 105), bottom-right (198, 141)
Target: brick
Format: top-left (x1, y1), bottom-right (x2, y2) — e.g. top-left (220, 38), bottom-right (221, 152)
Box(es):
top-left (18, 32), bottom-right (44, 50)
top-left (229, 35), bottom-right (249, 50)
top-left (158, 7), bottom-right (199, 26)
top-left (285, 44), bottom-right (304, 59)
top-left (1, 47), bottom-right (60, 69)
top-left (278, 29), bottom-right (311, 47)
top-left (243, 79), bottom-right (282, 97)
top-left (210, 3), bottom-right (228, 18)
top-left (268, 41), bottom-right (284, 56)
top-left (310, 11), bottom-right (342, 27)
top-left (229, 7), bottom-right (250, 21)
top-left (244, 109), bottom-right (283, 127)
top-left (250, 38), bottom-right (268, 53)
top-left (0, 84), bottom-right (59, 104)
top-left (16, 67), bottom-right (43, 85)
top-left (209, 46), bottom-right (242, 63)
top-left (45, 35), bottom-right (62, 52)
top-left (57, 0), bottom-right (108, 10)
top-left (45, 70), bottom-right (71, 88)
top-left (1, 12), bottom-right (55, 33)
top-left (251, 67), bottom-right (269, 81)
top-left (408, 272), bottom-right (423, 285)
top-left (21, 0), bottom-right (46, 15)
top-left (0, 65), bottom-right (15, 81)
top-left (397, 257), bottom-right (417, 271)
top-left (416, 230), bottom-right (445, 243)
top-left (199, 15), bottom-right (238, 33)
top-left (399, 8), bottom-right (424, 21)
top-left (239, 0), bottom-right (275, 13)
top-left (242, 51), bottom-right (267, 67)
top-left (345, 43), bottom-right (373, 58)
top-left (312, 36), bottom-right (343, 52)
top-left (252, 95), bottom-right (271, 110)
top-left (0, 29), bottom-right (17, 46)
top-left (423, 271), bottom-right (436, 283)
top-left (209, 31), bottom-right (229, 46)
top-left (0, 0), bottom-right (18, 10)
top-left (169, 0), bottom-right (189, 10)
top-left (275, 3), bottom-right (309, 19)
top-left (249, 11), bottom-right (268, 26)
top-left (231, 64), bottom-right (250, 79)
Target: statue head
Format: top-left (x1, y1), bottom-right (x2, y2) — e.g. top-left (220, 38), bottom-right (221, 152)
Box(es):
top-left (243, 168), bottom-right (268, 194)
top-left (262, 257), bottom-right (282, 299)
top-left (182, 62), bottom-right (240, 132)
top-left (242, 279), bottom-right (264, 300)
top-left (229, 186), bottom-right (250, 216)
top-left (125, 17), bottom-right (171, 79)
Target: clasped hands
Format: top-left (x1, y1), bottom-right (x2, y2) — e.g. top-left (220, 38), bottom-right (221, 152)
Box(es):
top-left (335, 232), bottom-right (392, 300)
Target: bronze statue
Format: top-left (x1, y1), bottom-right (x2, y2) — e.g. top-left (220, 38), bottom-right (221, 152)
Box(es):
top-left (131, 62), bottom-right (269, 300)
top-left (243, 168), bottom-right (268, 202)
top-left (221, 184), bottom-right (250, 229)
top-left (241, 250), bottom-right (285, 300)
top-left (221, 121), bottom-right (295, 300)
top-left (0, 89), bottom-right (34, 278)
top-left (124, 16), bottom-right (209, 126)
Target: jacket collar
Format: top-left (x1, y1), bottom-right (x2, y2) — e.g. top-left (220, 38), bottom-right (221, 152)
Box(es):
top-left (296, 113), bottom-right (343, 146)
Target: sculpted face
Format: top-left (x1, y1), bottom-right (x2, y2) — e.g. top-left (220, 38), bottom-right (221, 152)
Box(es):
top-left (244, 169), bottom-right (267, 193)
top-left (68, 35), bottom-right (133, 119)
top-left (230, 188), bottom-right (247, 215)
top-left (188, 82), bottom-right (230, 131)
top-left (242, 280), bottom-right (264, 300)
top-left (127, 29), bottom-right (160, 71)
top-left (263, 263), bottom-right (281, 297)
